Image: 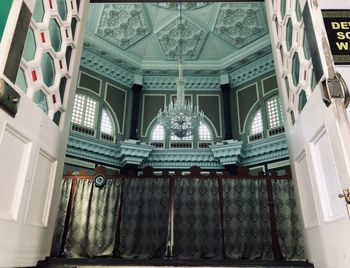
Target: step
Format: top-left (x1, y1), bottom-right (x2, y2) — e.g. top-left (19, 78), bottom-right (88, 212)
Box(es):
top-left (36, 258), bottom-right (314, 268)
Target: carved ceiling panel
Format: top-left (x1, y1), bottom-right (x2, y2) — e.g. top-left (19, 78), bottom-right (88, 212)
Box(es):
top-left (97, 4), bottom-right (150, 49)
top-left (86, 2), bottom-right (272, 77)
top-left (213, 3), bottom-right (268, 48)
top-left (156, 16), bottom-right (207, 60)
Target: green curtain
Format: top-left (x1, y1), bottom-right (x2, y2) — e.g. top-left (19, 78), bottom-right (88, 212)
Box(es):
top-left (119, 178), bottom-right (169, 259)
top-left (64, 179), bottom-right (122, 257)
top-left (173, 178), bottom-right (222, 259)
top-left (50, 178), bottom-right (72, 256)
top-left (223, 179), bottom-right (273, 260)
top-left (272, 180), bottom-right (305, 260)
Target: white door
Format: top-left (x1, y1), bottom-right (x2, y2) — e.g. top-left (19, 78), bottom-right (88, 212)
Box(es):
top-left (0, 0), bottom-right (88, 267)
top-left (266, 1), bottom-right (350, 267)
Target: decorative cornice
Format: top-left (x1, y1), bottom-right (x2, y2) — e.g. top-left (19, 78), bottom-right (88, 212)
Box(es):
top-left (229, 52), bottom-right (275, 87)
top-left (142, 149), bottom-right (223, 169)
top-left (67, 135), bottom-right (121, 167)
top-left (66, 133), bottom-right (289, 169)
top-left (210, 140), bottom-right (243, 166)
top-left (242, 134), bottom-right (289, 166)
top-left (80, 49), bottom-right (134, 87)
top-left (143, 75), bottom-right (221, 90)
top-left (117, 140), bottom-right (153, 165)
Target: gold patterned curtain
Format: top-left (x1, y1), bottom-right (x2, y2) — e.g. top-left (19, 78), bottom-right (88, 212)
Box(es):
top-left (272, 179), bottom-right (305, 260)
top-left (173, 178), bottom-right (222, 259)
top-left (64, 179), bottom-right (122, 257)
top-left (223, 179), bottom-right (273, 260)
top-left (51, 178), bottom-right (72, 256)
top-left (119, 178), bottom-right (169, 259)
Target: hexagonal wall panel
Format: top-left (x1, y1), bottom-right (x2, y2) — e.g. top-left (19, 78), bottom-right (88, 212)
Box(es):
top-left (23, 27), bottom-right (36, 61)
top-left (156, 16), bottom-right (207, 60)
top-left (57, 0), bottom-right (68, 21)
top-left (286, 18), bottom-right (293, 51)
top-left (33, 0), bottom-right (44, 23)
top-left (41, 53), bottom-right (55, 87)
top-left (49, 19), bottom-right (62, 52)
top-left (33, 89), bottom-right (48, 114)
top-left (292, 52), bottom-right (300, 86)
top-left (97, 4), bottom-right (150, 49)
top-left (213, 2), bottom-right (268, 49)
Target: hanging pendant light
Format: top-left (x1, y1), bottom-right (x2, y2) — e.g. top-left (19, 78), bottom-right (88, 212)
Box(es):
top-left (157, 2), bottom-right (204, 138)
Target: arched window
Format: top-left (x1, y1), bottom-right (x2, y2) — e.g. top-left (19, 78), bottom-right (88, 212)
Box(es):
top-left (198, 122), bottom-right (212, 140)
top-left (266, 96), bottom-right (284, 129)
top-left (151, 124), bottom-right (165, 140)
top-left (100, 109), bottom-right (114, 135)
top-left (250, 109), bottom-right (263, 134)
top-left (71, 94), bottom-right (97, 129)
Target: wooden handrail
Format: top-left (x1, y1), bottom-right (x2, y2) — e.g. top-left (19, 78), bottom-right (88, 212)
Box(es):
top-left (63, 165), bottom-right (292, 180)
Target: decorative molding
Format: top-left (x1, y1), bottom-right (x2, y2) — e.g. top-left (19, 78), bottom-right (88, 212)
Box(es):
top-left (117, 140), bottom-right (153, 166)
top-left (242, 134), bottom-right (289, 166)
top-left (80, 49), bottom-right (134, 87)
top-left (210, 140), bottom-right (243, 166)
top-left (229, 52), bottom-right (275, 87)
top-left (66, 131), bottom-right (288, 169)
top-left (143, 75), bottom-right (220, 90)
top-left (66, 135), bottom-right (152, 167)
top-left (142, 149), bottom-right (223, 169)
top-left (66, 134), bottom-right (121, 167)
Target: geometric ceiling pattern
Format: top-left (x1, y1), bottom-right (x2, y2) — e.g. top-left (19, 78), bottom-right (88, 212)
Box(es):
top-left (83, 2), bottom-right (273, 83)
top-left (97, 4), bottom-right (150, 49)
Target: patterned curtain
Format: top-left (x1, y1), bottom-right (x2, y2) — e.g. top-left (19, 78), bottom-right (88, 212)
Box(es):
top-left (272, 179), bottom-right (305, 260)
top-left (173, 178), bottom-right (222, 259)
top-left (64, 179), bottom-right (122, 257)
top-left (119, 178), bottom-right (169, 259)
top-left (50, 178), bottom-right (72, 256)
top-left (223, 179), bottom-right (273, 260)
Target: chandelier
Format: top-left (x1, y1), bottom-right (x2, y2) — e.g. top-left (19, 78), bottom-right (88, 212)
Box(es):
top-left (157, 3), bottom-right (204, 139)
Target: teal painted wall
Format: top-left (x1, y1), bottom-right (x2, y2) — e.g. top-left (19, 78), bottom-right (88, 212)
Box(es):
top-left (140, 89), bottom-right (223, 146)
top-left (76, 67), bottom-right (130, 140)
top-left (231, 71), bottom-right (281, 142)
top-left (0, 0), bottom-right (12, 42)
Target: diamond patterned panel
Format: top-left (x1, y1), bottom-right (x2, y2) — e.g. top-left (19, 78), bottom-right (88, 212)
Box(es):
top-left (97, 4), bottom-right (150, 49)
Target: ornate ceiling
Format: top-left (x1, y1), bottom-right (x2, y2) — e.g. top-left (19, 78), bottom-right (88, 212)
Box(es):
top-left (82, 2), bottom-right (274, 86)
